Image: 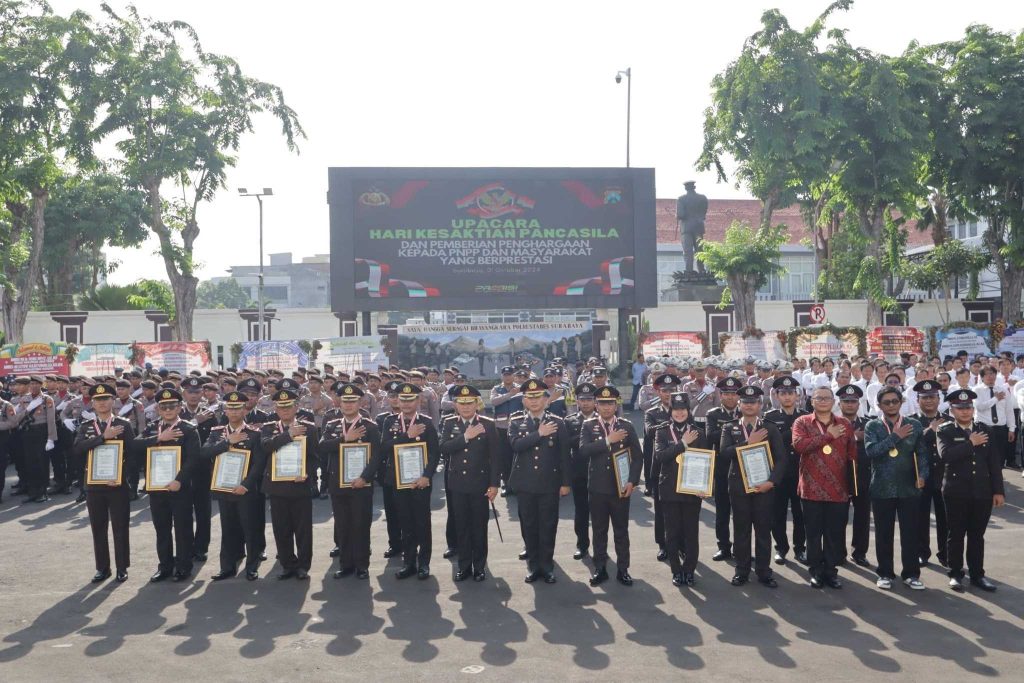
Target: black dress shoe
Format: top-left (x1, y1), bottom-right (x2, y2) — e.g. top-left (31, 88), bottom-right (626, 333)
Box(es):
top-left (150, 569), bottom-right (172, 583)
top-left (919, 557), bottom-right (930, 567)
top-left (211, 570), bottom-right (236, 581)
top-left (518, 549), bottom-right (529, 561)
top-left (825, 576), bottom-right (843, 589)
top-left (473, 571), bottom-right (486, 582)
top-left (937, 555), bottom-right (948, 568)
top-left (172, 571), bottom-right (190, 582)
top-left (643, 488), bottom-right (653, 497)
top-left (356, 569), bottom-right (370, 580)
top-left (454, 570), bottom-right (469, 582)
top-left (192, 552), bottom-right (207, 562)
top-left (499, 486), bottom-right (508, 498)
top-left (245, 570), bottom-right (259, 581)
top-left (684, 573), bottom-right (695, 586)
top-left (335, 567), bottom-right (355, 578)
top-left (852, 555), bottom-right (871, 568)
top-left (277, 570), bottom-right (297, 580)
top-left (616, 571), bottom-right (633, 586)
top-left (383, 546), bottom-right (399, 559)
top-left (524, 572), bottom-right (540, 584)
top-left (295, 569), bottom-right (309, 580)
top-left (128, 491), bottom-right (139, 501)
top-left (259, 551), bottom-right (267, 562)
top-left (794, 551), bottom-right (808, 565)
top-left (774, 551), bottom-right (786, 565)
top-left (836, 557), bottom-right (848, 567)
top-left (589, 568), bottom-right (609, 587)
top-left (970, 576), bottom-right (997, 592)
top-left (672, 573), bottom-right (684, 587)
top-left (949, 576), bottom-right (965, 592)
top-left (758, 575), bottom-right (778, 588)
top-left (115, 570), bottom-right (128, 583)
top-left (417, 566), bottom-right (430, 580)
top-left (810, 575), bottom-right (824, 589)
top-left (543, 572), bottom-right (557, 584)
top-left (75, 491), bottom-right (86, 504)
top-left (731, 574), bottom-right (748, 586)
top-left (713, 549), bottom-right (732, 562)
top-left (657, 548), bottom-right (668, 562)
top-left (330, 546), bottom-right (341, 558)
top-left (443, 548), bottom-right (457, 559)
top-left (396, 565), bottom-right (416, 580)
top-left (573, 548), bottom-right (587, 561)
top-left (92, 569), bottom-right (111, 583)
top-left (28, 493), bottom-right (49, 503)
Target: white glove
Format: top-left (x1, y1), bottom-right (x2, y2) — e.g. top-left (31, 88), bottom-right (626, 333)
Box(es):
top-left (63, 419), bottom-right (76, 432)
top-left (81, 410), bottom-right (95, 421)
top-left (119, 403), bottom-right (133, 416)
top-left (45, 440), bottom-right (54, 451)
top-left (27, 397), bottom-right (43, 411)
top-left (702, 384), bottom-right (715, 395)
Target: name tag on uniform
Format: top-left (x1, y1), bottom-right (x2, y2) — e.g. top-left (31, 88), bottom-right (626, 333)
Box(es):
top-left (954, 437), bottom-right (965, 442)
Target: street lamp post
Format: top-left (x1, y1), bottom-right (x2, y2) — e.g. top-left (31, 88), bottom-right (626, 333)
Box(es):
top-left (615, 68), bottom-right (631, 167)
top-left (238, 188), bottom-right (274, 341)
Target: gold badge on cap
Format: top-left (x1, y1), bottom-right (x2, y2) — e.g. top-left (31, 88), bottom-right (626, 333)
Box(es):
top-left (162, 390), bottom-right (171, 399)
top-left (96, 386), bottom-right (106, 395)
top-left (460, 386), bottom-right (470, 396)
top-left (402, 386), bottom-right (412, 394)
top-left (601, 388), bottom-right (611, 397)
top-left (344, 386), bottom-right (353, 394)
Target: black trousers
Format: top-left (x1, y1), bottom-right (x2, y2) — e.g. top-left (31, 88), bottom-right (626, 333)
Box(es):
top-left (149, 491), bottom-right (194, 574)
top-left (642, 430), bottom-right (655, 489)
top-left (381, 484), bottom-right (402, 548)
top-left (943, 495), bottom-right (993, 579)
top-left (497, 427), bottom-right (513, 486)
top-left (590, 491), bottom-right (631, 571)
top-left (0, 434), bottom-right (9, 495)
top-left (518, 490), bottom-right (559, 575)
top-left (803, 499), bottom-right (846, 579)
top-left (395, 487), bottom-right (432, 568)
top-left (23, 426), bottom-right (49, 494)
top-left (772, 474), bottom-right (805, 555)
top-left (990, 425), bottom-right (1011, 466)
top-left (713, 460), bottom-right (732, 552)
top-left (191, 463), bottom-right (212, 554)
top-left (730, 488), bottom-right (775, 579)
top-left (330, 487), bottom-right (374, 571)
top-left (51, 425), bottom-right (73, 487)
top-left (255, 492), bottom-right (267, 554)
top-left (86, 487), bottom-right (131, 572)
top-left (269, 495), bottom-right (313, 572)
top-left (218, 495), bottom-right (263, 574)
top-left (872, 496), bottom-right (920, 580)
top-left (917, 485), bottom-right (947, 563)
top-left (848, 482), bottom-right (872, 559)
top-left (652, 461), bottom-right (665, 547)
top-left (451, 490), bottom-right (489, 574)
top-left (443, 466), bottom-right (457, 551)
top-left (125, 442), bottom-right (141, 493)
top-left (663, 497), bottom-right (701, 574)
top-left (571, 476), bottom-right (590, 551)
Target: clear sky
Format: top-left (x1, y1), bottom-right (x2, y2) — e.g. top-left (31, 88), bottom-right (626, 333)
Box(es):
top-left (46, 0), bottom-right (1024, 285)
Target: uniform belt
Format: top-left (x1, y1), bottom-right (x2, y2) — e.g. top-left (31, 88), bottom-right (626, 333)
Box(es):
top-left (692, 417), bottom-right (706, 424)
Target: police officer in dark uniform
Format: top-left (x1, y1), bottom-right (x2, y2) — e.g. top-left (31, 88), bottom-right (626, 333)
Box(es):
top-left (375, 380), bottom-right (404, 559)
top-left (319, 383), bottom-right (380, 580)
top-left (73, 383), bottom-right (136, 583)
top-left (706, 376), bottom-right (742, 561)
top-left (654, 392), bottom-right (710, 586)
top-left (720, 385), bottom-right (788, 587)
top-left (508, 378), bottom-right (572, 584)
top-left (564, 382), bottom-right (597, 560)
top-left (764, 375), bottom-right (807, 565)
top-left (937, 389), bottom-right (1004, 592)
top-left (259, 388), bottom-right (319, 580)
top-left (179, 376), bottom-right (216, 563)
top-left (579, 386), bottom-right (643, 587)
top-left (439, 385), bottom-right (501, 582)
top-left (645, 374), bottom-right (681, 560)
top-left (379, 383), bottom-right (441, 580)
top-left (202, 391), bottom-right (266, 581)
top-left (134, 388), bottom-right (202, 582)
top-left (912, 379), bottom-right (951, 568)
top-left (837, 384), bottom-right (871, 566)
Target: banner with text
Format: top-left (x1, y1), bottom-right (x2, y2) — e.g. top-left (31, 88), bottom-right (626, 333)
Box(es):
top-left (72, 343), bottom-right (134, 376)
top-left (395, 322), bottom-right (592, 380)
top-left (792, 329), bottom-right (861, 359)
top-left (867, 327), bottom-right (925, 362)
top-left (237, 341), bottom-right (309, 372)
top-left (315, 336), bottom-right (388, 373)
top-left (933, 327), bottom-right (991, 358)
top-left (721, 333), bottom-right (787, 362)
top-left (640, 332), bottom-right (705, 359)
top-left (0, 342), bottom-right (69, 376)
top-left (997, 325), bottom-right (1024, 357)
top-left (132, 342), bottom-right (212, 375)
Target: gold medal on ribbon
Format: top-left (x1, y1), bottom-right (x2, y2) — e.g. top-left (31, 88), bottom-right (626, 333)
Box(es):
top-left (888, 447), bottom-right (898, 457)
top-left (822, 444), bottom-right (832, 455)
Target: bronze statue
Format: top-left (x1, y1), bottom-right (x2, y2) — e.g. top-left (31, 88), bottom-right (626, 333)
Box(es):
top-left (676, 180), bottom-right (708, 274)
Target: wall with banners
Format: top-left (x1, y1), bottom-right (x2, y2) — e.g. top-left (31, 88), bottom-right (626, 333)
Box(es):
top-left (930, 325), bottom-right (992, 358)
top-left (867, 327), bottom-right (926, 362)
top-left (0, 342), bottom-right (70, 375)
top-left (998, 324), bottom-right (1024, 356)
top-left (719, 332), bottom-right (787, 361)
top-left (71, 343), bottom-right (134, 376)
top-left (640, 332), bottom-right (707, 359)
top-left (132, 342), bottom-right (212, 374)
top-left (316, 336), bottom-right (387, 373)
top-left (237, 341), bottom-right (309, 372)
top-left (788, 325), bottom-right (865, 358)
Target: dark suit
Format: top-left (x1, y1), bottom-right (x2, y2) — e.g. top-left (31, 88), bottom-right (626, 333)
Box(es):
top-left (654, 422), bottom-right (709, 574)
top-left (847, 416), bottom-right (872, 560)
top-left (706, 405), bottom-right (740, 552)
top-left (375, 410), bottom-right (403, 550)
top-left (763, 408), bottom-right (806, 558)
top-left (915, 412), bottom-right (951, 565)
top-left (439, 414), bottom-right (501, 574)
top-left (578, 416), bottom-right (643, 572)
top-left (644, 402), bottom-right (671, 547)
top-left (319, 416), bottom-right (380, 572)
top-left (260, 419), bottom-right (319, 572)
top-left (180, 405), bottom-right (217, 556)
top-left (564, 410), bottom-right (593, 553)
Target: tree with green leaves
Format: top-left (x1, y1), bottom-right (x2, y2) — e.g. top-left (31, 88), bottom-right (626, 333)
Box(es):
top-left (78, 283), bottom-right (153, 311)
top-left (196, 278), bottom-right (253, 309)
top-left (697, 222), bottom-right (787, 330)
top-left (126, 279), bottom-right (175, 317)
top-left (92, 5), bottom-right (304, 340)
top-left (905, 240), bottom-right (989, 323)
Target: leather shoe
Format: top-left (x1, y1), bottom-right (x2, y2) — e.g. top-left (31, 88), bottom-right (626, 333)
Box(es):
top-left (543, 572), bottom-right (557, 584)
top-left (383, 546), bottom-right (398, 559)
top-left (259, 551), bottom-right (267, 562)
top-left (417, 566), bottom-right (430, 580)
top-left (115, 570), bottom-right (128, 583)
top-left (672, 573), bottom-right (684, 587)
top-left (28, 493), bottom-right (49, 503)
top-left (473, 571), bottom-right (486, 582)
top-left (395, 565), bottom-right (416, 580)
top-left (683, 573), bottom-right (695, 586)
top-left (810, 575), bottom-right (824, 589)
top-left (211, 570), bottom-right (236, 581)
top-left (713, 549), bottom-right (732, 562)
top-left (518, 549), bottom-right (529, 561)
top-left (589, 568), bottom-right (609, 586)
top-left (524, 572), bottom-right (540, 584)
top-left (825, 576), bottom-right (843, 589)
top-left (573, 548), bottom-right (587, 561)
top-left (245, 570), bottom-right (258, 581)
top-left (643, 488), bottom-right (653, 497)
top-left (970, 576), bottom-right (997, 592)
top-left (656, 548), bottom-right (668, 562)
top-left (937, 555), bottom-right (948, 568)
top-left (172, 571), bottom-right (190, 582)
top-left (443, 548), bottom-right (457, 559)
top-left (794, 551), bottom-right (808, 565)
top-left (295, 569), bottom-right (309, 580)
top-left (92, 569), bottom-right (111, 583)
top-left (75, 491), bottom-right (87, 504)
top-left (277, 570), bottom-right (296, 580)
top-left (356, 569), bottom-right (370, 580)
top-left (616, 571), bottom-right (633, 586)
top-left (335, 567), bottom-right (355, 578)
top-left (330, 546), bottom-right (340, 558)
top-left (454, 570), bottom-right (469, 582)
top-left (192, 552), bottom-right (207, 562)
top-left (758, 575), bottom-right (778, 588)
top-left (730, 574), bottom-right (748, 586)
top-left (949, 576), bottom-right (965, 592)
top-left (774, 551), bottom-right (786, 565)
top-left (150, 569), bottom-right (172, 583)
top-left (852, 555), bottom-right (871, 568)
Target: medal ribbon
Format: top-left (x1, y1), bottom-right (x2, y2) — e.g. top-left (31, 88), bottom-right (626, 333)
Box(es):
top-left (400, 412), bottom-right (419, 435)
top-left (882, 415), bottom-right (903, 440)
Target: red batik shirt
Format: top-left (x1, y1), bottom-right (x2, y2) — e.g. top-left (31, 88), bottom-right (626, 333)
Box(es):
top-left (791, 413), bottom-right (857, 502)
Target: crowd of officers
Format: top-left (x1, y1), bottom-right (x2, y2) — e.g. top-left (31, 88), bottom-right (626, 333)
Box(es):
top-left (0, 348), bottom-right (1013, 596)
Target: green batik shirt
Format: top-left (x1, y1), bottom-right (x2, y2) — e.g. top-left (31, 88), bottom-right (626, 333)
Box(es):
top-left (864, 416), bottom-right (928, 499)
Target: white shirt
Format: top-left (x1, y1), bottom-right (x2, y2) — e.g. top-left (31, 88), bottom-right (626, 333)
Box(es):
top-left (971, 382), bottom-right (1018, 430)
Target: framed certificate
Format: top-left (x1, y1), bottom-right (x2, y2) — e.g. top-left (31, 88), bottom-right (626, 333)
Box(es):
top-left (87, 441), bottom-right (124, 486)
top-left (211, 448), bottom-right (250, 493)
top-left (676, 447), bottom-right (715, 497)
top-left (339, 443), bottom-right (370, 488)
top-left (146, 446), bottom-right (181, 491)
top-left (737, 441), bottom-right (774, 493)
top-left (612, 448), bottom-right (632, 498)
top-left (272, 436), bottom-right (306, 481)
top-left (394, 443), bottom-right (427, 490)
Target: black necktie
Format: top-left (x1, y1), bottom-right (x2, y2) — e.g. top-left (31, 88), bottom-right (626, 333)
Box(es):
top-left (991, 387), bottom-right (998, 424)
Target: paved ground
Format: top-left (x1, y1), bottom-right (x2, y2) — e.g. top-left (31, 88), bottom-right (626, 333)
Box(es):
top-left (1, 465), bottom-right (1021, 681)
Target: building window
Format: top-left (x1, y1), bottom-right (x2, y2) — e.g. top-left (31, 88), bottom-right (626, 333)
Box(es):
top-left (262, 286), bottom-right (289, 302)
top-left (967, 221), bottom-right (978, 238)
top-left (656, 253), bottom-right (686, 299)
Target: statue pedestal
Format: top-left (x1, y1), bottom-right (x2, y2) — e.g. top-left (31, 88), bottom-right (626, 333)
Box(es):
top-left (662, 273), bottom-right (723, 303)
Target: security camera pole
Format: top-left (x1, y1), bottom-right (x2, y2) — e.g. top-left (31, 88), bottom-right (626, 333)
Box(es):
top-left (238, 188), bottom-right (274, 341)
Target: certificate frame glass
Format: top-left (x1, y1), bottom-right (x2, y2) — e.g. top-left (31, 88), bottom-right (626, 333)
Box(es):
top-left (612, 448), bottom-right (632, 498)
top-left (87, 441), bottom-right (124, 486)
top-left (676, 447), bottom-right (715, 497)
top-left (394, 442), bottom-right (427, 490)
top-left (736, 441), bottom-right (774, 493)
top-left (271, 436), bottom-right (307, 481)
top-left (339, 443), bottom-right (370, 488)
top-left (211, 448), bottom-right (250, 493)
top-left (145, 446), bottom-right (182, 491)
